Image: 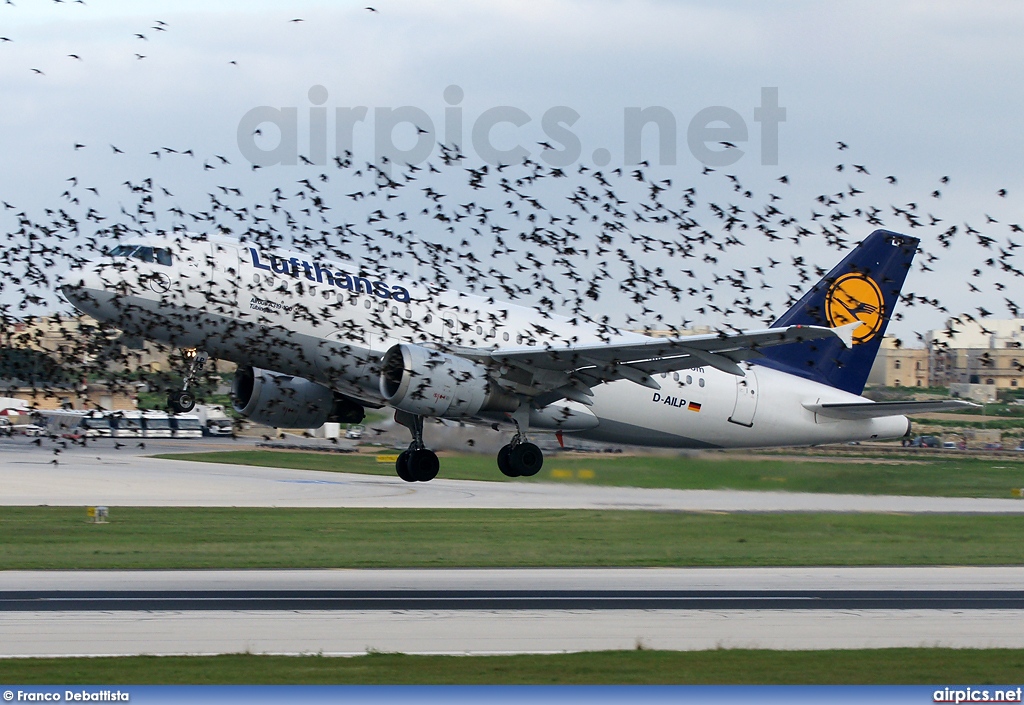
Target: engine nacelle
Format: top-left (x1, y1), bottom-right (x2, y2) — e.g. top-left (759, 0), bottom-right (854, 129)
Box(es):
top-left (379, 343), bottom-right (518, 418)
top-left (232, 366), bottom-right (364, 428)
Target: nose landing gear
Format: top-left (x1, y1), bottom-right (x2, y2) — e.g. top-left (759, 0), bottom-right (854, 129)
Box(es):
top-left (168, 348), bottom-right (207, 414)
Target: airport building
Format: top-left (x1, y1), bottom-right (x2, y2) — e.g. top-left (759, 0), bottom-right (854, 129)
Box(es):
top-left (927, 319), bottom-right (1024, 399)
top-left (0, 313), bottom-right (234, 410)
top-left (867, 337), bottom-right (930, 389)
top-left (2, 313), bottom-right (236, 375)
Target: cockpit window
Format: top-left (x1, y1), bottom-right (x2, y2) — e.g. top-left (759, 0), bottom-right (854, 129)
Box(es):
top-left (106, 244), bottom-right (173, 266)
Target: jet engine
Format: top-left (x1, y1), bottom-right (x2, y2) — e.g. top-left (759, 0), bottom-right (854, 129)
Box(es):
top-left (379, 343), bottom-right (519, 418)
top-left (232, 366), bottom-right (365, 428)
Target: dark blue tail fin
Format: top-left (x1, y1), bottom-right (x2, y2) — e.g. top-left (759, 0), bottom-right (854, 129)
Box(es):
top-left (757, 229), bottom-right (918, 394)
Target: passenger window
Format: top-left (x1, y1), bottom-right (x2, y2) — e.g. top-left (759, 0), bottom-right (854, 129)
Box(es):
top-left (155, 248), bottom-right (173, 266)
top-left (686, 375), bottom-right (692, 384)
top-left (699, 378), bottom-right (705, 387)
top-left (107, 244), bottom-right (137, 257)
top-left (364, 300), bottom-right (371, 309)
top-left (503, 332), bottom-right (510, 341)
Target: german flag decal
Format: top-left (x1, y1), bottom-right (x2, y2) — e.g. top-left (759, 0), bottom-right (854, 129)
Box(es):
top-left (687, 401), bottom-right (701, 412)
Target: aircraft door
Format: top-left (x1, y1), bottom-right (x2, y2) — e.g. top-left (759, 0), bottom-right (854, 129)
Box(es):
top-left (206, 242), bottom-right (240, 314)
top-left (176, 240), bottom-right (212, 309)
top-left (728, 365), bottom-right (758, 427)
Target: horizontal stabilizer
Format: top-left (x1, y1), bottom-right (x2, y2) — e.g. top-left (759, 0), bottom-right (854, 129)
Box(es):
top-left (802, 399), bottom-right (979, 420)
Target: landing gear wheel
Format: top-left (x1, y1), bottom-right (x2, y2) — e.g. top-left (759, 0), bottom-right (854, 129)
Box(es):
top-left (408, 448), bottom-right (439, 482)
top-left (497, 444), bottom-right (519, 478)
top-left (510, 442), bottom-right (543, 477)
top-left (168, 390), bottom-right (196, 414)
top-left (396, 450), bottom-right (415, 483)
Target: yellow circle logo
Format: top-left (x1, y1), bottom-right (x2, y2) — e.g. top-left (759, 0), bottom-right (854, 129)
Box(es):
top-left (824, 272), bottom-right (885, 344)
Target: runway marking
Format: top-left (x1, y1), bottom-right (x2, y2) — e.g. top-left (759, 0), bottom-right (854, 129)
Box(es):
top-left (5, 590), bottom-right (1024, 611)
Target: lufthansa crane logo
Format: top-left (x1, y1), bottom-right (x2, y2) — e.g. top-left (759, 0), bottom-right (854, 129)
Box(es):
top-left (824, 272), bottom-right (884, 344)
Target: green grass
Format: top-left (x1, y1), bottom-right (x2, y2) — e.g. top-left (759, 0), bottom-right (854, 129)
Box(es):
top-left (4, 507), bottom-right (1024, 569)
top-left (3, 649), bottom-right (1024, 684)
top-left (155, 449), bottom-right (1024, 498)
top-left (911, 416), bottom-right (1024, 429)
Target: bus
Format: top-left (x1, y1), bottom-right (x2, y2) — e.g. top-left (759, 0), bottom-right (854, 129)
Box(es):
top-left (170, 414), bottom-right (203, 438)
top-left (109, 411), bottom-right (143, 438)
top-left (141, 411), bottom-right (172, 438)
top-left (43, 409), bottom-right (112, 439)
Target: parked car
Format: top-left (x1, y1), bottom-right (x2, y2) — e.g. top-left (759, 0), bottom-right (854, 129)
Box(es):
top-left (982, 442), bottom-right (1003, 450)
top-left (345, 424), bottom-right (365, 440)
top-left (942, 441), bottom-right (957, 449)
top-left (909, 435), bottom-right (940, 448)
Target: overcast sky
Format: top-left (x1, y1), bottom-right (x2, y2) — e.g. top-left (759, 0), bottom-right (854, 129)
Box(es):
top-left (2, 0), bottom-right (1023, 343)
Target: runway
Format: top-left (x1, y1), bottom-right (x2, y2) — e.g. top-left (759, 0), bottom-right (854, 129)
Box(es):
top-left (5, 438), bottom-right (1024, 657)
top-left (4, 568), bottom-right (1024, 656)
top-left (2, 436), bottom-right (1024, 513)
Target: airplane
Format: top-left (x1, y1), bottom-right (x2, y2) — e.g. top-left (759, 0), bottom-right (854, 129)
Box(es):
top-left (58, 228), bottom-right (973, 482)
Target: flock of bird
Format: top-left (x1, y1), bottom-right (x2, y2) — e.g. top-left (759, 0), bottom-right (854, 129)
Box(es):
top-left (2, 3), bottom-right (1023, 459)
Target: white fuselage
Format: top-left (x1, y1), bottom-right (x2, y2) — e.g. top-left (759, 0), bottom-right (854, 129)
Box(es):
top-left (61, 236), bottom-right (909, 448)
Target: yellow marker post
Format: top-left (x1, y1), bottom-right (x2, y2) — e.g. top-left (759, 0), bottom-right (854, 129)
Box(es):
top-left (376, 454), bottom-right (400, 463)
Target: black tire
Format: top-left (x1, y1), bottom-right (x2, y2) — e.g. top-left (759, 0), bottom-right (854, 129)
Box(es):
top-left (409, 448), bottom-right (439, 482)
top-left (497, 444), bottom-right (519, 477)
top-left (396, 450), bottom-right (415, 482)
top-left (167, 390), bottom-right (196, 414)
top-left (510, 442), bottom-right (543, 477)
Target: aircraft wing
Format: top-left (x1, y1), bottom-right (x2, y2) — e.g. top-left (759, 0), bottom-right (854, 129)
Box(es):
top-left (460, 324), bottom-right (855, 407)
top-left (802, 399), bottom-right (979, 420)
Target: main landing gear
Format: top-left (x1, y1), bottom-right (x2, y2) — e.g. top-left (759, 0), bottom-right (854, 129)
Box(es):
top-left (392, 408), bottom-right (545, 483)
top-left (497, 440), bottom-right (544, 477)
top-left (168, 348), bottom-right (207, 414)
top-left (395, 411), bottom-right (440, 483)
top-left (496, 415), bottom-right (544, 478)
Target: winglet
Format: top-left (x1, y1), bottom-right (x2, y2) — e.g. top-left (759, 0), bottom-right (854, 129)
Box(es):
top-left (832, 321), bottom-right (865, 349)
